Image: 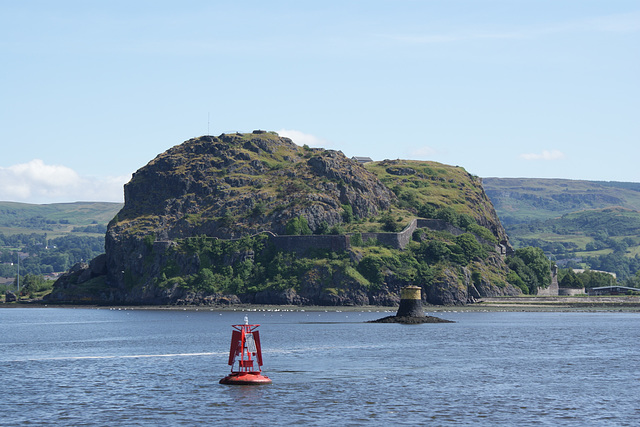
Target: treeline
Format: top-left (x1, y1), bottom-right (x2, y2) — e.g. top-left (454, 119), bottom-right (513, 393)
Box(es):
top-left (158, 230), bottom-right (496, 295)
top-left (514, 235), bottom-right (637, 259)
top-left (0, 215), bottom-right (72, 230)
top-left (154, 228), bottom-right (546, 299)
top-left (583, 253), bottom-right (640, 284)
top-left (0, 274), bottom-right (55, 299)
top-left (557, 269), bottom-right (618, 289)
top-left (0, 233), bottom-right (104, 277)
top-left (509, 210), bottom-right (640, 240)
top-left (505, 247), bottom-right (552, 295)
top-left (506, 208), bottom-right (640, 282)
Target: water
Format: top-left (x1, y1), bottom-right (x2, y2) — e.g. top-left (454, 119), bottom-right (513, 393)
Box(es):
top-left (1, 308), bottom-right (639, 426)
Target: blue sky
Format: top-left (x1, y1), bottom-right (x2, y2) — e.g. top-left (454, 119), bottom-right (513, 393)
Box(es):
top-left (1, 0), bottom-right (638, 204)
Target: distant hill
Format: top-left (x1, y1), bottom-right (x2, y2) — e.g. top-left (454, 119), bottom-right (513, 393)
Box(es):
top-left (0, 202), bottom-right (123, 280)
top-left (0, 201), bottom-right (123, 237)
top-left (506, 206), bottom-right (640, 254)
top-left (482, 178), bottom-right (640, 225)
top-left (483, 178), bottom-right (640, 281)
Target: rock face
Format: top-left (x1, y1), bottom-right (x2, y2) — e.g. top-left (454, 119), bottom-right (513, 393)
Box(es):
top-left (102, 132), bottom-right (395, 303)
top-left (48, 130), bottom-right (523, 306)
top-left (113, 132), bottom-right (394, 240)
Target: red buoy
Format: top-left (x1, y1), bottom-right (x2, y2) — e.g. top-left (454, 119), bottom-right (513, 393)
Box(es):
top-left (219, 316), bottom-right (272, 385)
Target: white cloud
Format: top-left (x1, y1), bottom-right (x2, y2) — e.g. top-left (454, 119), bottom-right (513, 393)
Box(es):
top-left (0, 159), bottom-right (127, 204)
top-left (519, 150), bottom-right (565, 161)
top-left (409, 146), bottom-right (440, 159)
top-left (276, 129), bottom-right (330, 148)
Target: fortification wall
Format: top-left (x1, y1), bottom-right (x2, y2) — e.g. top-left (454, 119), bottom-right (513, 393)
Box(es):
top-left (351, 217), bottom-right (504, 253)
top-left (360, 219), bottom-right (418, 250)
top-left (270, 234), bottom-right (350, 255)
top-left (169, 216), bottom-right (504, 257)
top-left (558, 287), bottom-right (585, 296)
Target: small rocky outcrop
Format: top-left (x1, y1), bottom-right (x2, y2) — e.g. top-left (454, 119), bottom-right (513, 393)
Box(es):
top-left (370, 286), bottom-right (453, 323)
top-left (370, 315), bottom-right (453, 324)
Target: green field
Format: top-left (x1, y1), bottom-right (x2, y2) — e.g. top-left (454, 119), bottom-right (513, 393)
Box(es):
top-left (484, 178), bottom-right (640, 281)
top-left (0, 201), bottom-right (122, 236)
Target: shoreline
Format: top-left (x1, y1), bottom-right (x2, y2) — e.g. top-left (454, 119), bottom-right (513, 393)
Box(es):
top-left (3, 296), bottom-right (640, 313)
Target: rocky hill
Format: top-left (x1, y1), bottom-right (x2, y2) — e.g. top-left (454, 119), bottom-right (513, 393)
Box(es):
top-left (47, 131), bottom-right (526, 306)
top-left (113, 131), bottom-right (394, 239)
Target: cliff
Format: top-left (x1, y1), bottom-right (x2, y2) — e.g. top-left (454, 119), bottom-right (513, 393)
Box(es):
top-left (47, 131), bottom-right (521, 306)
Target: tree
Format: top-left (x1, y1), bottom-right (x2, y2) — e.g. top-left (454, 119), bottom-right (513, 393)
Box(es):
top-left (625, 270), bottom-right (640, 288)
top-left (195, 268), bottom-right (216, 292)
top-left (578, 270), bottom-right (616, 288)
top-left (19, 274), bottom-right (52, 296)
top-left (251, 202), bottom-right (267, 217)
top-left (455, 233), bottom-right (486, 264)
top-left (559, 269), bottom-right (581, 288)
top-left (514, 247), bottom-right (551, 289)
top-left (357, 255), bottom-right (385, 285)
top-left (380, 212), bottom-right (401, 232)
top-left (341, 204), bottom-right (354, 223)
top-left (436, 207), bottom-right (458, 226)
top-left (285, 216), bottom-right (312, 235)
top-left (507, 247), bottom-right (551, 294)
top-left (418, 240), bottom-right (451, 264)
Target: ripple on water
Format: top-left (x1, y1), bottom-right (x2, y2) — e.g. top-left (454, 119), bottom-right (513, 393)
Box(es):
top-left (1, 309), bottom-right (639, 425)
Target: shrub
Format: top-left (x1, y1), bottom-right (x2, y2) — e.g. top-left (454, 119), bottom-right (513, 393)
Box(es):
top-left (350, 233), bottom-right (363, 247)
top-left (436, 207), bottom-right (458, 227)
top-left (381, 212), bottom-right (401, 232)
top-left (285, 216), bottom-right (312, 235)
top-left (315, 221), bottom-right (330, 235)
top-left (455, 233), bottom-right (487, 264)
top-left (342, 204), bottom-right (354, 223)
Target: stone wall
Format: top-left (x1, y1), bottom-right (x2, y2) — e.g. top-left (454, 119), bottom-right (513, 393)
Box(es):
top-left (272, 217), bottom-right (506, 254)
top-left (360, 219), bottom-right (418, 250)
top-left (558, 287), bottom-right (585, 296)
top-left (173, 217), bottom-right (503, 256)
top-left (359, 218), bottom-right (482, 251)
top-left (537, 264), bottom-right (559, 296)
top-left (270, 234), bottom-right (350, 255)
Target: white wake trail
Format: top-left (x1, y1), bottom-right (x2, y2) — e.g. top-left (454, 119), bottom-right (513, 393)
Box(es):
top-left (19, 352), bottom-right (224, 362)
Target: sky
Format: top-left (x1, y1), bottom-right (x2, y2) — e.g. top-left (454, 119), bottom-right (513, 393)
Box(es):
top-left (1, 0), bottom-right (638, 204)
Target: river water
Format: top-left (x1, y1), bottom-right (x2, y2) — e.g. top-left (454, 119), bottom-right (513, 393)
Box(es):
top-left (1, 307), bottom-right (639, 426)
